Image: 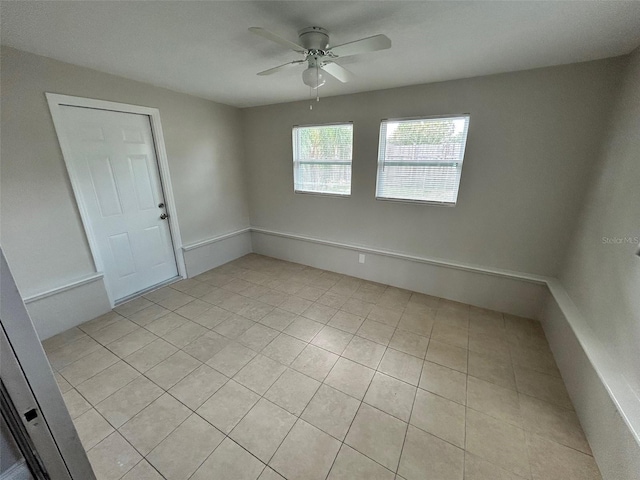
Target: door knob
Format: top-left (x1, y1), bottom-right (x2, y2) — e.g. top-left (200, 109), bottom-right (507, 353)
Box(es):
top-left (158, 203), bottom-right (165, 208)
top-left (160, 213), bottom-right (168, 220)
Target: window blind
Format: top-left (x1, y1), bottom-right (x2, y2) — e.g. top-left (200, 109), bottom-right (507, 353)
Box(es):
top-left (376, 115), bottom-right (470, 205)
top-left (292, 123), bottom-right (353, 196)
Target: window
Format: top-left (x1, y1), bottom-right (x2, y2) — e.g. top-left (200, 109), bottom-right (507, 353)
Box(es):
top-left (292, 123), bottom-right (353, 196)
top-left (376, 115), bottom-right (470, 205)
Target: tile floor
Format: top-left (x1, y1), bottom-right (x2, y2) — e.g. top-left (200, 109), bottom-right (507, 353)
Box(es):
top-left (43, 254), bottom-right (602, 480)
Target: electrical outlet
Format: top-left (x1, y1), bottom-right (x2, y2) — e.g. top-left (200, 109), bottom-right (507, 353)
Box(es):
top-left (358, 254), bottom-right (366, 264)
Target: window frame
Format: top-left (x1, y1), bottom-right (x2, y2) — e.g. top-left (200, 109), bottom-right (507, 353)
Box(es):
top-left (375, 114), bottom-right (470, 207)
top-left (292, 121), bottom-right (354, 198)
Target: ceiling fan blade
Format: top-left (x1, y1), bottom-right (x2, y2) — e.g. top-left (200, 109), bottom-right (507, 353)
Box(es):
top-left (249, 27), bottom-right (306, 53)
top-left (329, 34), bottom-right (391, 58)
top-left (321, 62), bottom-right (354, 83)
top-left (257, 60), bottom-right (305, 76)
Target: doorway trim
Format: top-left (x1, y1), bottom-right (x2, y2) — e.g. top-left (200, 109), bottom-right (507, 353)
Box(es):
top-left (46, 93), bottom-right (187, 307)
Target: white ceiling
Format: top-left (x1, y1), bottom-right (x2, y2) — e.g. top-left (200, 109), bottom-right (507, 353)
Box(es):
top-left (2, 1), bottom-right (640, 108)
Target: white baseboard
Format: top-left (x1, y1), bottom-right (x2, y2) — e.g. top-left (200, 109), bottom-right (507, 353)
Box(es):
top-left (542, 282), bottom-right (640, 480)
top-left (182, 228), bottom-right (252, 277)
top-left (250, 228), bottom-right (547, 319)
top-left (0, 460), bottom-right (33, 480)
top-left (23, 274), bottom-right (111, 340)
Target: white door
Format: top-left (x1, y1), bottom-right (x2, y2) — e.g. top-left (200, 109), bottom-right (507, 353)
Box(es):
top-left (58, 106), bottom-right (178, 301)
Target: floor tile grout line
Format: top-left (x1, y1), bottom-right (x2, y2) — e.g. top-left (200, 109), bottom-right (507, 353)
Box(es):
top-left (74, 316), bottom-right (478, 460)
top-left (330, 298), bottom-right (407, 474)
top-left (186, 270), bottom-right (361, 475)
top-left (398, 353), bottom-right (427, 476)
top-left (464, 317), bottom-right (472, 465)
top-left (207, 438), bottom-right (268, 480)
top-left (76, 328), bottom-right (232, 464)
top-left (109, 360), bottom-right (228, 479)
top-left (52, 255), bottom-right (585, 480)
top-left (126, 345), bottom-right (240, 478)
top-left (66, 288), bottom-right (410, 429)
top-left (504, 309), bottom-right (536, 480)
top-left (331, 366), bottom-right (383, 474)
top-left (83, 406), bottom-right (151, 480)
top-left (51, 269), bottom-right (399, 370)
top-left (322, 442), bottom-right (344, 480)
top-left (196, 358), bottom-right (303, 473)
top-left (254, 275), bottom-right (392, 473)
top-left (400, 304), bottom-right (436, 448)
top-left (129, 457), bottom-right (166, 480)
top-left (93, 435), bottom-right (135, 480)
top-left (201, 268), bottom-right (430, 478)
top-left (176, 420), bottom-right (234, 480)
top-left (57, 310), bottom-right (556, 425)
top-left (175, 321), bottom-right (589, 474)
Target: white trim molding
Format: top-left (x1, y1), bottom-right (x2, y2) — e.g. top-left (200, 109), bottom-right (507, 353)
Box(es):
top-left (182, 227), bottom-right (251, 252)
top-left (22, 273), bottom-right (104, 304)
top-left (250, 227), bottom-right (548, 285)
top-left (250, 227), bottom-right (548, 319)
top-left (542, 281), bottom-right (640, 480)
top-left (182, 228), bottom-right (252, 277)
top-left (22, 274), bottom-right (111, 340)
top-left (45, 93), bottom-right (187, 307)
top-left (546, 280), bottom-right (640, 446)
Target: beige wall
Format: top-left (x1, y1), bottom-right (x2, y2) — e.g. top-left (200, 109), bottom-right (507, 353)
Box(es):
top-left (0, 47), bottom-right (249, 297)
top-left (242, 58), bottom-right (624, 277)
top-left (560, 48), bottom-right (640, 395)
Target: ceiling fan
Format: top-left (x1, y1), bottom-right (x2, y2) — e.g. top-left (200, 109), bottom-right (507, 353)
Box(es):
top-left (249, 26), bottom-right (391, 89)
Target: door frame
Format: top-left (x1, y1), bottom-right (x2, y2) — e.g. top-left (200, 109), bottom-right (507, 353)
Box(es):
top-left (46, 93), bottom-right (187, 306)
top-left (1, 248), bottom-right (96, 479)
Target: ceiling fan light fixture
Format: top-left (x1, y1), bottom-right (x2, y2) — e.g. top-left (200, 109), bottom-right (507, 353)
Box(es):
top-left (250, 26), bottom-right (391, 90)
top-left (302, 65), bottom-right (326, 89)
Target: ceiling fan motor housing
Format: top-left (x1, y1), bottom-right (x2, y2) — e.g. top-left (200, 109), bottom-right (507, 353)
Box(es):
top-left (298, 26), bottom-right (330, 51)
top-left (251, 25), bottom-right (390, 85)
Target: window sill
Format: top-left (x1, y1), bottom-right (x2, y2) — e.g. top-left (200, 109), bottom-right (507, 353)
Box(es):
top-left (375, 196), bottom-right (456, 207)
top-left (294, 190), bottom-right (351, 198)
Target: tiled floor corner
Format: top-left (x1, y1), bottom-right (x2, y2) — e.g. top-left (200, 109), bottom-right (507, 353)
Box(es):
top-left (42, 253), bottom-right (602, 480)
